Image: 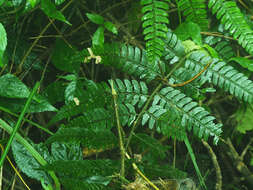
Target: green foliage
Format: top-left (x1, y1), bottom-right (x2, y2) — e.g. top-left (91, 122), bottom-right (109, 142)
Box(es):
top-left (40, 0), bottom-right (70, 25)
top-left (229, 57), bottom-right (253, 72)
top-left (43, 160), bottom-right (119, 190)
top-left (0, 22), bottom-right (7, 67)
top-left (112, 79), bottom-right (148, 108)
top-left (185, 51), bottom-right (253, 103)
top-left (178, 0), bottom-right (208, 30)
top-left (0, 74), bottom-right (30, 98)
top-left (235, 105), bottom-right (253, 133)
top-left (46, 127), bottom-right (117, 150)
top-left (143, 86), bottom-right (222, 143)
top-left (11, 140), bottom-right (51, 183)
top-left (175, 22), bottom-right (202, 45)
top-left (141, 0), bottom-right (170, 62)
top-left (51, 39), bottom-right (81, 72)
top-left (87, 13), bottom-right (118, 47)
top-left (204, 36), bottom-right (235, 61)
top-left (1, 0), bottom-right (253, 189)
top-left (208, 0), bottom-right (253, 55)
top-left (163, 29), bottom-right (185, 62)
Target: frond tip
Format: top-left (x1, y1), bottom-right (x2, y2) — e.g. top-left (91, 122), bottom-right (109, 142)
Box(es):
top-left (141, 0), bottom-right (170, 62)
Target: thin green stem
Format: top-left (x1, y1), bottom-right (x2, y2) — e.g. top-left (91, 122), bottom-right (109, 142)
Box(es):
top-left (184, 136), bottom-right (207, 190)
top-left (0, 106), bottom-right (54, 135)
top-left (0, 119), bottom-right (60, 190)
top-left (111, 81), bottom-right (125, 177)
top-left (0, 82), bottom-right (40, 167)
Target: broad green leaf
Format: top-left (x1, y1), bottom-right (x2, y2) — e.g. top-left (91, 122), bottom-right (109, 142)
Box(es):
top-left (0, 74), bottom-right (30, 98)
top-left (65, 80), bottom-right (77, 104)
top-left (175, 22), bottom-right (202, 45)
top-left (0, 23), bottom-right (7, 66)
top-left (51, 142), bottom-right (83, 161)
top-left (85, 176), bottom-right (111, 186)
top-left (41, 0), bottom-right (71, 25)
top-left (59, 74), bottom-right (77, 81)
top-left (182, 40), bottom-right (201, 53)
top-left (250, 157), bottom-right (253, 166)
top-left (54, 0), bottom-right (65, 5)
top-left (28, 0), bottom-right (38, 7)
top-left (51, 39), bottom-right (80, 72)
top-left (229, 57), bottom-right (253, 72)
top-left (92, 26), bottom-right (104, 48)
top-left (0, 23), bottom-right (7, 52)
top-left (0, 50), bottom-right (7, 68)
top-left (0, 0), bottom-right (4, 6)
top-left (0, 95), bottom-right (57, 113)
top-left (11, 140), bottom-right (51, 183)
top-left (86, 13), bottom-right (104, 25)
top-left (104, 21), bottom-right (118, 35)
top-left (203, 44), bottom-right (219, 59)
top-left (42, 81), bottom-right (65, 104)
top-left (236, 105), bottom-right (253, 133)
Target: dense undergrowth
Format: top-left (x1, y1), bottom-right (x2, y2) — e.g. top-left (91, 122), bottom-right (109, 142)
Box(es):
top-left (0, 0), bottom-right (253, 190)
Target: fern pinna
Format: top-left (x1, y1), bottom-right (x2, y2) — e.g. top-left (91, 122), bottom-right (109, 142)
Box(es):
top-left (141, 0), bottom-right (170, 63)
top-left (209, 0), bottom-right (253, 55)
top-left (178, 0), bottom-right (208, 30)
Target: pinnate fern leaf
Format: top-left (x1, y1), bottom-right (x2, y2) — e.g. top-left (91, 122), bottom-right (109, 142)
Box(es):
top-left (141, 0), bottom-right (170, 62)
top-left (98, 44), bottom-right (162, 82)
top-left (111, 79), bottom-right (148, 108)
top-left (118, 103), bottom-right (136, 126)
top-left (204, 36), bottom-right (235, 61)
top-left (208, 0), bottom-right (253, 55)
top-left (143, 87), bottom-right (222, 143)
top-left (163, 29), bottom-right (185, 63)
top-left (186, 51), bottom-right (253, 103)
top-left (178, 0), bottom-right (208, 30)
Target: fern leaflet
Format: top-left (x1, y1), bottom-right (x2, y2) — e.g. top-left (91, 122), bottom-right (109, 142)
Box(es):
top-left (141, 0), bottom-right (170, 62)
top-left (208, 0), bottom-right (253, 55)
top-left (185, 50), bottom-right (253, 103)
top-left (143, 87), bottom-right (222, 143)
top-left (178, 0), bottom-right (208, 30)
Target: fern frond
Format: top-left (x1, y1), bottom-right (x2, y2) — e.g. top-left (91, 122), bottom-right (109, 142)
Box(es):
top-left (111, 79), bottom-right (149, 108)
top-left (47, 80), bottom-right (111, 127)
top-left (141, 0), bottom-right (170, 62)
top-left (204, 36), bottom-right (235, 61)
top-left (163, 29), bottom-right (185, 63)
top-left (169, 67), bottom-right (207, 98)
top-left (118, 103), bottom-right (136, 126)
top-left (208, 0), bottom-right (253, 55)
top-left (178, 0), bottom-right (208, 30)
top-left (186, 50), bottom-right (253, 103)
top-left (46, 127), bottom-right (117, 150)
top-left (97, 44), bottom-right (162, 82)
top-left (143, 87), bottom-right (222, 143)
